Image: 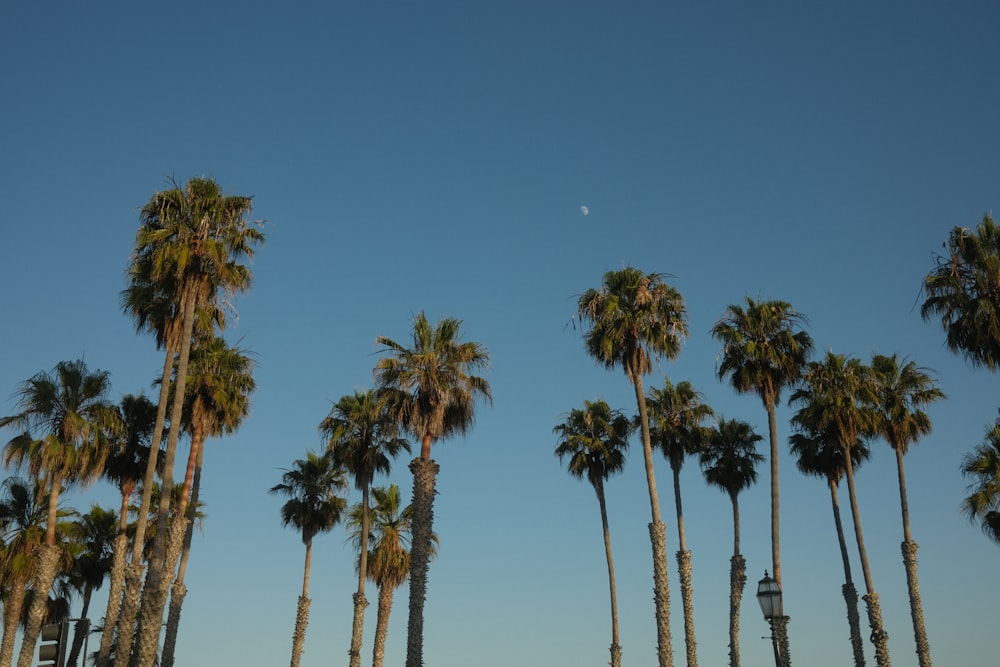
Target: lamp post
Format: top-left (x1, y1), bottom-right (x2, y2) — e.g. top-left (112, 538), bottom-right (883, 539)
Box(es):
top-left (756, 571), bottom-right (791, 667)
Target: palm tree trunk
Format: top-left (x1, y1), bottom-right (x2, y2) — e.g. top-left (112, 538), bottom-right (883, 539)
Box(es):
top-left (161, 432), bottom-right (206, 667)
top-left (595, 479), bottom-right (622, 667)
top-left (66, 589), bottom-right (93, 667)
top-left (134, 286), bottom-right (199, 667)
top-left (112, 338), bottom-right (175, 666)
top-left (631, 374), bottom-right (673, 667)
top-left (895, 449), bottom-right (931, 667)
top-left (0, 580), bottom-right (28, 667)
top-left (728, 555), bottom-right (746, 667)
top-left (728, 494), bottom-right (744, 667)
top-left (371, 585), bottom-right (394, 667)
top-left (99, 528), bottom-right (130, 663)
top-left (842, 445), bottom-right (890, 667)
top-left (290, 596), bottom-right (311, 667)
top-left (406, 455), bottom-right (439, 667)
top-left (15, 543), bottom-right (61, 667)
top-left (829, 480), bottom-right (865, 667)
top-left (350, 484), bottom-right (372, 667)
top-left (672, 464), bottom-right (697, 667)
top-left (763, 393), bottom-right (782, 588)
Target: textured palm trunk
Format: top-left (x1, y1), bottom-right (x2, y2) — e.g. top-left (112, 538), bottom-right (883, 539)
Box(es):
top-left (371, 584), bottom-right (395, 667)
top-left (15, 543), bottom-right (61, 667)
top-left (0, 578), bottom-right (28, 667)
top-left (895, 449), bottom-right (931, 667)
top-left (828, 479), bottom-right (865, 667)
top-left (160, 581), bottom-right (187, 667)
top-left (728, 555), bottom-right (746, 667)
top-left (290, 596), bottom-right (311, 667)
top-left (133, 287), bottom-right (199, 667)
top-left (672, 464), bottom-right (697, 667)
top-left (406, 456), bottom-right (439, 667)
top-left (113, 563), bottom-right (145, 667)
top-left (161, 433), bottom-right (205, 667)
top-left (66, 592), bottom-right (93, 667)
top-left (99, 530), bottom-right (130, 663)
top-left (631, 374), bottom-right (673, 667)
top-left (763, 392), bottom-right (783, 588)
top-left (594, 479), bottom-right (622, 667)
top-left (842, 443), bottom-right (890, 667)
top-left (350, 485), bottom-right (372, 667)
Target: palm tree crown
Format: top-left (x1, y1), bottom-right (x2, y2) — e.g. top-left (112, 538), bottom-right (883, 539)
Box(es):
top-left (321, 389), bottom-right (410, 492)
top-left (271, 451), bottom-right (348, 546)
top-left (554, 400), bottom-right (633, 488)
top-left (922, 213), bottom-right (1000, 370)
top-left (961, 418), bottom-right (1000, 544)
top-left (701, 418), bottom-right (764, 505)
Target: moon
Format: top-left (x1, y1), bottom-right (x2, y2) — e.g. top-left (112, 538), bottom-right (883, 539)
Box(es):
top-left (580, 205), bottom-right (589, 216)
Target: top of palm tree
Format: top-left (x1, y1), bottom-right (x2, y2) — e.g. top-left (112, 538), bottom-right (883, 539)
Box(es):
top-left (320, 388), bottom-right (410, 491)
top-left (1, 359), bottom-right (121, 489)
top-left (789, 351), bottom-right (879, 449)
top-left (104, 394), bottom-right (162, 494)
top-left (554, 399), bottom-right (633, 489)
top-left (270, 450), bottom-right (348, 545)
top-left (180, 335), bottom-right (257, 439)
top-left (700, 417), bottom-right (764, 499)
top-left (645, 378), bottom-right (715, 471)
top-left (576, 267), bottom-right (687, 383)
top-left (921, 213), bottom-right (1000, 371)
top-left (374, 312), bottom-right (491, 455)
top-left (789, 421), bottom-right (870, 486)
top-left (960, 416), bottom-right (1000, 544)
top-left (869, 353), bottom-right (945, 456)
top-left (712, 295), bottom-right (813, 406)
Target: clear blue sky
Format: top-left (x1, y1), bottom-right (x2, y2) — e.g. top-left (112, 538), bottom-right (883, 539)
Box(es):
top-left (2, 2), bottom-right (998, 666)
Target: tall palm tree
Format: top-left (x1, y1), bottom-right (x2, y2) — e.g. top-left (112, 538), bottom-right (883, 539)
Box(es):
top-left (345, 485), bottom-right (426, 667)
top-left (791, 351), bottom-right (889, 666)
top-left (98, 393), bottom-right (159, 666)
top-left (870, 353), bottom-right (944, 667)
top-left (320, 389), bottom-right (410, 667)
top-left (160, 335), bottom-right (257, 667)
top-left (576, 267), bottom-right (686, 667)
top-left (711, 296), bottom-right (812, 595)
top-left (374, 312), bottom-right (491, 667)
top-left (271, 451), bottom-right (348, 667)
top-left (646, 379), bottom-right (713, 667)
top-left (64, 505), bottom-right (117, 667)
top-left (0, 477), bottom-right (50, 667)
top-left (0, 359), bottom-right (119, 667)
top-left (700, 418), bottom-right (763, 667)
top-left (122, 177), bottom-right (263, 667)
top-left (554, 399), bottom-right (633, 667)
top-left (789, 421), bottom-right (869, 667)
top-left (960, 416), bottom-right (1000, 544)
top-left (921, 213), bottom-right (1000, 370)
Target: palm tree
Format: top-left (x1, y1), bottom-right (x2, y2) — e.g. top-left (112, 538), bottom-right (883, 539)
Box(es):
top-left (576, 267), bottom-right (686, 667)
top-left (270, 451), bottom-right (348, 667)
top-left (960, 416), bottom-right (1000, 544)
top-left (646, 379), bottom-right (713, 667)
top-left (789, 420), bottom-right (869, 667)
top-left (0, 477), bottom-right (50, 667)
top-left (64, 505), bottom-right (117, 667)
top-left (122, 177), bottom-right (263, 667)
top-left (700, 418), bottom-right (763, 667)
top-left (554, 399), bottom-right (633, 667)
top-left (791, 351), bottom-right (889, 666)
top-left (0, 359), bottom-right (119, 667)
top-left (320, 389), bottom-right (410, 667)
top-left (870, 353), bottom-right (944, 667)
top-left (345, 485), bottom-right (426, 667)
top-left (374, 312), bottom-right (491, 667)
top-left (711, 296), bottom-right (812, 595)
top-left (98, 393), bottom-right (159, 666)
top-left (921, 213), bottom-right (1000, 371)
top-left (160, 335), bottom-right (257, 667)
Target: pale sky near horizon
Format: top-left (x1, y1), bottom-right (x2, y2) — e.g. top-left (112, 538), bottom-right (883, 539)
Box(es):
top-left (2, 2), bottom-right (999, 666)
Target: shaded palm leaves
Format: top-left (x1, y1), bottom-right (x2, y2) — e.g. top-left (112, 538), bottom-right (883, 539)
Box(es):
top-left (961, 417), bottom-right (1000, 544)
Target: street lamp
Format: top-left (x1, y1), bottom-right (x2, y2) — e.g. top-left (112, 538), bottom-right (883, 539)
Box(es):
top-left (757, 571), bottom-right (790, 667)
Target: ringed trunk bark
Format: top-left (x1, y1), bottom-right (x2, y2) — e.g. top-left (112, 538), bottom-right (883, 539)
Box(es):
top-left (15, 543), bottom-right (61, 667)
top-left (160, 581), bottom-right (188, 667)
top-left (371, 584), bottom-right (395, 667)
top-left (405, 456), bottom-right (439, 667)
top-left (728, 555), bottom-right (746, 667)
top-left (290, 595), bottom-right (311, 667)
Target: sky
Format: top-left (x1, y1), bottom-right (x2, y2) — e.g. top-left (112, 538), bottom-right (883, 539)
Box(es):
top-left (1, 2), bottom-right (999, 666)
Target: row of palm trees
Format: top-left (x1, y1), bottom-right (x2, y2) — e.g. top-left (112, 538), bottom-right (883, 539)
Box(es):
top-left (568, 266), bottom-right (959, 667)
